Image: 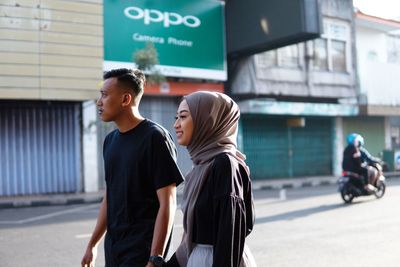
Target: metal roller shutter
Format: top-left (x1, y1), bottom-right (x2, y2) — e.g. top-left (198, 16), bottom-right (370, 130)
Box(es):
top-left (242, 115), bottom-right (290, 179)
top-left (242, 115), bottom-right (332, 180)
top-left (291, 118), bottom-right (332, 176)
top-left (0, 101), bottom-right (81, 196)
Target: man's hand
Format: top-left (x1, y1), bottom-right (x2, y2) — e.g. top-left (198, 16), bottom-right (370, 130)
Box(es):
top-left (81, 245), bottom-right (97, 267)
top-left (81, 193), bottom-right (107, 267)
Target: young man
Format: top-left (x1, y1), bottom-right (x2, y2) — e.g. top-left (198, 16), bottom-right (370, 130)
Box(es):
top-left (81, 68), bottom-right (184, 267)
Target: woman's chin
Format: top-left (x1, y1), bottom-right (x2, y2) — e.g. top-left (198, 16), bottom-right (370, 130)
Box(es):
top-left (177, 140), bottom-right (188, 146)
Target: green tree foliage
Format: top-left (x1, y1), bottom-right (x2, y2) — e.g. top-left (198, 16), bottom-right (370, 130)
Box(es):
top-left (133, 42), bottom-right (166, 84)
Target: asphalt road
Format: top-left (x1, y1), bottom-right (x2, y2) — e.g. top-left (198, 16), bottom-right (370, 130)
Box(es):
top-left (0, 179), bottom-right (399, 267)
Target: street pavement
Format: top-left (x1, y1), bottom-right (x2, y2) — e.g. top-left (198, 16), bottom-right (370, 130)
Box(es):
top-left (0, 179), bottom-right (399, 267)
top-left (0, 175), bottom-right (342, 209)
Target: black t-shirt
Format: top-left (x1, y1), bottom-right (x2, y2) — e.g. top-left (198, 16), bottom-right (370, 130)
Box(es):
top-left (103, 119), bottom-right (184, 266)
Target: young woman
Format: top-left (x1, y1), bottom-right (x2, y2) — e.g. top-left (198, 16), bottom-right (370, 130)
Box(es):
top-left (167, 91), bottom-right (256, 267)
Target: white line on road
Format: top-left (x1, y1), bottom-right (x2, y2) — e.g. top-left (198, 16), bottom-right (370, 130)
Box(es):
top-left (0, 203), bottom-right (99, 225)
top-left (75, 233), bottom-right (92, 239)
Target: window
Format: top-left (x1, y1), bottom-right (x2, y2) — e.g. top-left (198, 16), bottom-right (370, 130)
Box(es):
top-left (255, 50), bottom-right (276, 68)
top-left (387, 35), bottom-right (400, 64)
top-left (314, 39), bottom-right (328, 70)
top-left (255, 44), bottom-right (300, 68)
top-left (313, 19), bottom-right (350, 72)
top-left (331, 40), bottom-right (346, 71)
top-left (278, 45), bottom-right (299, 67)
top-left (391, 126), bottom-right (400, 148)
top-left (367, 50), bottom-right (378, 61)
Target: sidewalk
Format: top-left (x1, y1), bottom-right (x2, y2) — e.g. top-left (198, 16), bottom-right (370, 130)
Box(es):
top-left (0, 191), bottom-right (105, 209)
top-left (1, 173), bottom-right (399, 209)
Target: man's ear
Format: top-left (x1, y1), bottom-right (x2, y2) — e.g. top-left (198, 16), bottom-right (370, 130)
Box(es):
top-left (122, 93), bottom-right (132, 106)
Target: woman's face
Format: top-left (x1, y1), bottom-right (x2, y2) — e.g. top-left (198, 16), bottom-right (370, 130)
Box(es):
top-left (174, 99), bottom-right (194, 146)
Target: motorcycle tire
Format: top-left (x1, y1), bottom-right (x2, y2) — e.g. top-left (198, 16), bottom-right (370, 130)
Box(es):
top-left (374, 181), bottom-right (386, 199)
top-left (340, 186), bottom-right (354, 203)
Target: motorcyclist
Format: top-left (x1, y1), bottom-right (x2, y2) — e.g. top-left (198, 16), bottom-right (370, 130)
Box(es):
top-left (342, 133), bottom-right (380, 191)
top-left (360, 142), bottom-right (382, 186)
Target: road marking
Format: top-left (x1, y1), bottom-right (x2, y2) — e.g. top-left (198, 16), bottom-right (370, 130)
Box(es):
top-left (75, 233), bottom-right (92, 239)
top-left (279, 189), bottom-right (287, 200)
top-left (253, 198), bottom-right (282, 205)
top-left (0, 204), bottom-right (99, 225)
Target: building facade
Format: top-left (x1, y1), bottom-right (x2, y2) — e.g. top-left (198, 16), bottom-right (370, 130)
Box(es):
top-left (6, 0), bottom-right (397, 195)
top-left (229, 0), bottom-right (357, 180)
top-left (0, 0), bottom-right (103, 196)
top-left (353, 11), bottom-right (400, 170)
top-left (0, 0), bottom-right (225, 196)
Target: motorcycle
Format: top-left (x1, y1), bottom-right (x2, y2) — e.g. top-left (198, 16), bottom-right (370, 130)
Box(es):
top-left (338, 163), bottom-right (386, 203)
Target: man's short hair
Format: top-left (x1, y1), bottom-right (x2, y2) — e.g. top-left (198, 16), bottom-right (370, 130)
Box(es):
top-left (103, 68), bottom-right (146, 98)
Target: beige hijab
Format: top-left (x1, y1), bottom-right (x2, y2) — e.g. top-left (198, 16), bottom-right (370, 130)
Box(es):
top-left (175, 91), bottom-right (249, 266)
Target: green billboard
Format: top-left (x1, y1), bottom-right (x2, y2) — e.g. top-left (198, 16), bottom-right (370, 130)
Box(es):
top-left (104, 0), bottom-right (226, 81)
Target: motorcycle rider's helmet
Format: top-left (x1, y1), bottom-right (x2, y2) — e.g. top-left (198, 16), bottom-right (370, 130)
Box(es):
top-left (347, 133), bottom-right (364, 147)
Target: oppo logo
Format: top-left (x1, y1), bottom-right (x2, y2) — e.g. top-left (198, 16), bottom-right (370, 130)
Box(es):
top-left (124, 6), bottom-right (201, 28)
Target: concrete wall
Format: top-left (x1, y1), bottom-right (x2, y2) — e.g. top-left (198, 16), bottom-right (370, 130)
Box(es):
top-left (0, 0), bottom-right (103, 100)
top-left (356, 26), bottom-right (400, 106)
top-left (82, 100), bottom-right (99, 192)
top-left (342, 116), bottom-right (386, 157)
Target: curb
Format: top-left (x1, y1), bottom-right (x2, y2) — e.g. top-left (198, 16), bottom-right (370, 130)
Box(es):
top-left (0, 193), bottom-right (104, 210)
top-left (252, 173), bottom-right (400, 191)
top-left (251, 176), bottom-right (339, 191)
top-left (1, 175), bottom-right (398, 210)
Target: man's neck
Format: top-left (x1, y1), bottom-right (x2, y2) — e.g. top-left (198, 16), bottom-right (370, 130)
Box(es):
top-left (115, 107), bottom-right (144, 133)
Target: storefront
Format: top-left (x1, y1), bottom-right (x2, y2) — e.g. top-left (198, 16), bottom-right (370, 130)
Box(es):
top-left (0, 101), bottom-right (82, 196)
top-left (241, 115), bottom-right (333, 180)
top-left (237, 100), bottom-right (358, 180)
